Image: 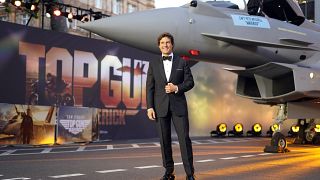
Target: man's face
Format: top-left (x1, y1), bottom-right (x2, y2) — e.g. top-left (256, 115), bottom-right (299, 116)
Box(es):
top-left (27, 109), bottom-right (31, 116)
top-left (158, 37), bottom-right (173, 55)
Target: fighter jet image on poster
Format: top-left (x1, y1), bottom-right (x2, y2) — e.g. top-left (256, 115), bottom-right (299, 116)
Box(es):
top-left (79, 0), bottom-right (320, 152)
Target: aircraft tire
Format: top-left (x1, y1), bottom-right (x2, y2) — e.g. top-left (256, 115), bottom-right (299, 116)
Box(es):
top-left (312, 134), bottom-right (320, 145)
top-left (271, 132), bottom-right (287, 152)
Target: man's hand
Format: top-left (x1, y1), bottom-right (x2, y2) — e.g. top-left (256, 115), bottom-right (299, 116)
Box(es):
top-left (165, 83), bottom-right (178, 94)
top-left (147, 108), bottom-right (156, 120)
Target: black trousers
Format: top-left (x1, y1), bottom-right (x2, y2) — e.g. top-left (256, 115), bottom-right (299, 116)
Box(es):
top-left (156, 107), bottom-right (194, 176)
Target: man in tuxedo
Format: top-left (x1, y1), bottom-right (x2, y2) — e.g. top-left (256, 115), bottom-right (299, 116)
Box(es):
top-left (146, 32), bottom-right (195, 180)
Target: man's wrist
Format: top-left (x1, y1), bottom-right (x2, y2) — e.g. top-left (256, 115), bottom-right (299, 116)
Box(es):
top-left (147, 108), bottom-right (154, 111)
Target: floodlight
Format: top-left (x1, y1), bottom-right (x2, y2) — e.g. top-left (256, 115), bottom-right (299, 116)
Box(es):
top-left (67, 12), bottom-right (73, 19)
top-left (291, 125), bottom-right (300, 133)
top-left (271, 124), bottom-right (279, 132)
top-left (14, 0), bottom-right (21, 7)
top-left (228, 123), bottom-right (243, 137)
top-left (266, 124), bottom-right (279, 137)
top-left (30, 4), bottom-right (36, 11)
top-left (45, 4), bottom-right (52, 18)
top-left (46, 12), bottom-right (51, 18)
top-left (218, 123), bottom-right (227, 133)
top-left (247, 123), bottom-right (262, 136)
top-left (314, 124), bottom-right (320, 133)
top-left (53, 8), bottom-right (61, 16)
top-left (288, 125), bottom-right (300, 137)
top-left (210, 123), bottom-right (227, 137)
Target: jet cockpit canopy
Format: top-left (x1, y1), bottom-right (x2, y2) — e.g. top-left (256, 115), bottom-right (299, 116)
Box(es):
top-left (248, 0), bottom-right (305, 25)
top-left (206, 1), bottom-right (240, 9)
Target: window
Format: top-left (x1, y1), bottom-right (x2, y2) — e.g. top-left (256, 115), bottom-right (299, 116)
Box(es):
top-left (0, 16), bottom-right (8, 22)
top-left (66, 19), bottom-right (77, 29)
top-left (128, 3), bottom-right (137, 13)
top-left (20, 14), bottom-right (30, 25)
top-left (112, 0), bottom-right (122, 14)
top-left (95, 0), bottom-right (102, 9)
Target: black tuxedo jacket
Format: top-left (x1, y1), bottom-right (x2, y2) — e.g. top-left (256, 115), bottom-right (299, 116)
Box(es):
top-left (146, 55), bottom-right (194, 117)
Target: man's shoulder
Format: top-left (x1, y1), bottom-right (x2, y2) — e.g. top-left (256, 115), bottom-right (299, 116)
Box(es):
top-left (149, 56), bottom-right (161, 64)
top-left (173, 55), bottom-right (187, 64)
top-left (173, 54), bottom-right (180, 59)
top-left (172, 55), bottom-right (181, 61)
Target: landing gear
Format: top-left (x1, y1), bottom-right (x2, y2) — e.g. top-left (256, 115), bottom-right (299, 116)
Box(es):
top-left (312, 135), bottom-right (320, 145)
top-left (264, 104), bottom-right (290, 153)
top-left (271, 132), bottom-right (289, 151)
top-left (304, 119), bottom-right (320, 145)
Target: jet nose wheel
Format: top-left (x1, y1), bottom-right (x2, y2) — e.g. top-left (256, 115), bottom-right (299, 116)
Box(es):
top-left (264, 132), bottom-right (290, 153)
top-left (272, 132), bottom-right (287, 149)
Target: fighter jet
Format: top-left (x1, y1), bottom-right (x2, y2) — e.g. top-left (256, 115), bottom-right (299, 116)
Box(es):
top-left (80, 0), bottom-right (320, 152)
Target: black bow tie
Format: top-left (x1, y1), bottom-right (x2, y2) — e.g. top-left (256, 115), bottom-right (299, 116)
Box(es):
top-left (162, 56), bottom-right (172, 61)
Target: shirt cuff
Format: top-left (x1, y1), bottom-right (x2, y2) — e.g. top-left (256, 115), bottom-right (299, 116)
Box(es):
top-left (175, 85), bottom-right (178, 93)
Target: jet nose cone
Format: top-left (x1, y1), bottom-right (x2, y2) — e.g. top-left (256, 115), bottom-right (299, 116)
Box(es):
top-left (78, 8), bottom-right (187, 53)
top-left (78, 20), bottom-right (100, 33)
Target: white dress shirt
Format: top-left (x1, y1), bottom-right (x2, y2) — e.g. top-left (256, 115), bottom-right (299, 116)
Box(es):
top-left (162, 52), bottom-right (173, 82)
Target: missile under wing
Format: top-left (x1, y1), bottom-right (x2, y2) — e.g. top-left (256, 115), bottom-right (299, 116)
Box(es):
top-left (79, 0), bottom-right (320, 119)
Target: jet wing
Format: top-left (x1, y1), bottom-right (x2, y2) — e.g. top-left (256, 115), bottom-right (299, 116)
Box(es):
top-left (201, 33), bottom-right (316, 50)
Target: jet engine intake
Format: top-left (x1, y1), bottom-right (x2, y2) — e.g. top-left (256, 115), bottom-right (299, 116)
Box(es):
top-left (227, 63), bottom-right (320, 105)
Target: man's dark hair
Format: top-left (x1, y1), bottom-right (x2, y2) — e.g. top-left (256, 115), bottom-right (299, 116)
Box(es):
top-left (157, 32), bottom-right (174, 46)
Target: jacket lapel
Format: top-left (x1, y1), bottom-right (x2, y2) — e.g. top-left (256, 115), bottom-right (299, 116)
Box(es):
top-left (169, 55), bottom-right (179, 82)
top-left (158, 56), bottom-right (167, 83)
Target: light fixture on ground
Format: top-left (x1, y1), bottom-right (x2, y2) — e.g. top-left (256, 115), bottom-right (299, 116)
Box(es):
top-left (247, 123), bottom-right (262, 137)
top-left (315, 124), bottom-right (320, 133)
top-left (288, 125), bottom-right (300, 137)
top-left (228, 123), bottom-right (243, 137)
top-left (305, 123), bottom-right (320, 145)
top-left (210, 123), bottom-right (227, 137)
top-left (266, 124), bottom-right (279, 137)
top-left (311, 124), bottom-right (320, 145)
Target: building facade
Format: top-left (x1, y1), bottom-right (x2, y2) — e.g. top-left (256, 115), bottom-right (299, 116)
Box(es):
top-left (298, 0), bottom-right (315, 21)
top-left (0, 0), bottom-right (154, 38)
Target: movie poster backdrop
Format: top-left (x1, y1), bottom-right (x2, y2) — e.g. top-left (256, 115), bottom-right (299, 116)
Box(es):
top-left (57, 106), bottom-right (93, 144)
top-left (0, 21), bottom-right (158, 140)
top-left (0, 103), bottom-right (56, 145)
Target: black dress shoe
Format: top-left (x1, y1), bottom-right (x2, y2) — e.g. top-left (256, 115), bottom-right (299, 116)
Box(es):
top-left (186, 175), bottom-right (196, 180)
top-left (160, 173), bottom-right (175, 180)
